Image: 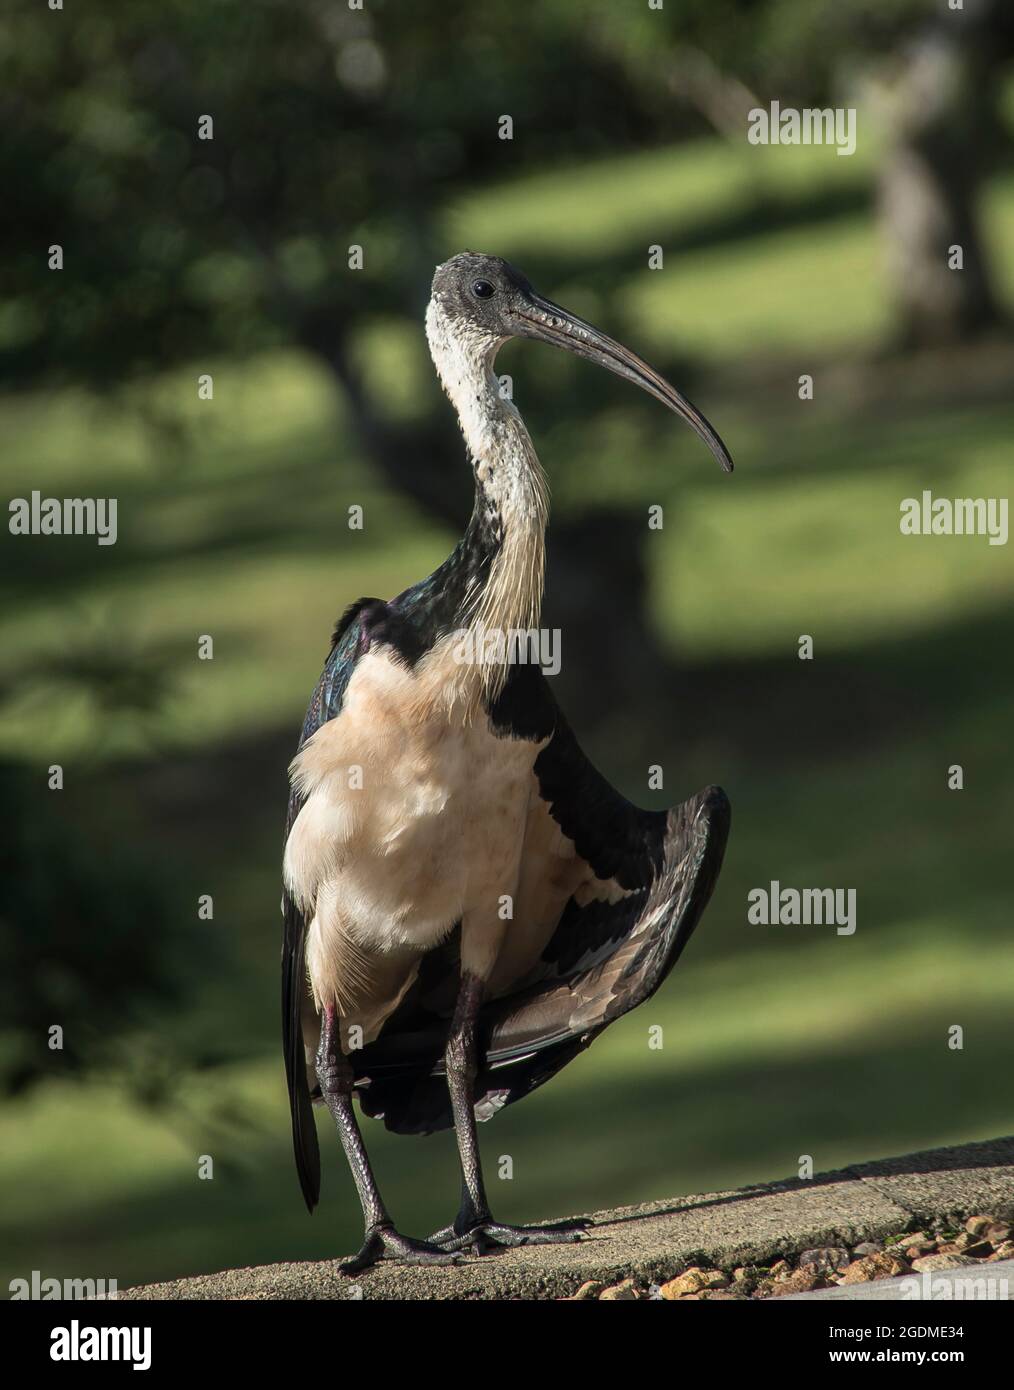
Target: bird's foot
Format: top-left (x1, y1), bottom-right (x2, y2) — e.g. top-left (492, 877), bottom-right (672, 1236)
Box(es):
top-left (428, 1216), bottom-right (590, 1254)
top-left (339, 1224), bottom-right (462, 1276)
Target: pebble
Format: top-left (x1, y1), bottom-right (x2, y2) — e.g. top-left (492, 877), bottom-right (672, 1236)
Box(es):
top-left (767, 1268), bottom-right (824, 1297)
top-left (938, 1236), bottom-right (992, 1258)
top-left (952, 1231), bottom-right (991, 1254)
top-left (599, 1279), bottom-right (639, 1300)
top-left (659, 1267), bottom-right (727, 1299)
top-left (904, 1238), bottom-right (938, 1258)
top-left (911, 1253), bottom-right (978, 1273)
top-left (659, 1269), bottom-right (704, 1298)
top-left (799, 1246), bottom-right (851, 1273)
top-left (840, 1252), bottom-right (908, 1284)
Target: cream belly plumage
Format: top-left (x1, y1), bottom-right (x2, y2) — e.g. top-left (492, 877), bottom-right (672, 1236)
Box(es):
top-left (284, 638), bottom-right (550, 1041)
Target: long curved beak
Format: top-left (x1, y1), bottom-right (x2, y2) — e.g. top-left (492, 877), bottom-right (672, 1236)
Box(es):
top-left (514, 291), bottom-right (733, 473)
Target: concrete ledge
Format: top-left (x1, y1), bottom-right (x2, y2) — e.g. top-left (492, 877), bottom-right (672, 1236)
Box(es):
top-left (121, 1135), bottom-right (1014, 1301)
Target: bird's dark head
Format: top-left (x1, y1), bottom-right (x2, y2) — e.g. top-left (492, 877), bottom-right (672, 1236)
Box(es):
top-left (430, 252), bottom-right (534, 338)
top-left (429, 250), bottom-right (733, 474)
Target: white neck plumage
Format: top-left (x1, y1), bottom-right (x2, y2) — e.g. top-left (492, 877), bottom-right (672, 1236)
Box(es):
top-left (425, 298), bottom-right (549, 698)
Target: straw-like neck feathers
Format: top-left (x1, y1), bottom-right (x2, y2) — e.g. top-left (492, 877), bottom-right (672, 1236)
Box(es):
top-left (424, 297), bottom-right (549, 678)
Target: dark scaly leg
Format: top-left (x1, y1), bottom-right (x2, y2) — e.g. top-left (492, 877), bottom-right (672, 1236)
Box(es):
top-left (429, 972), bottom-right (589, 1252)
top-left (316, 1004), bottom-right (458, 1274)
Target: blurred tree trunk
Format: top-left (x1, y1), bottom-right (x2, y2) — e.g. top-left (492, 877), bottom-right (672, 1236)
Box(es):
top-left (874, 19), bottom-right (1007, 347)
top-left (542, 511), bottom-right (667, 726)
top-left (302, 321), bottom-right (470, 530)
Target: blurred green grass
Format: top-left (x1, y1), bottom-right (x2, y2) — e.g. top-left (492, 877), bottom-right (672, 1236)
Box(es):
top-left (2, 134), bottom-right (1013, 1289)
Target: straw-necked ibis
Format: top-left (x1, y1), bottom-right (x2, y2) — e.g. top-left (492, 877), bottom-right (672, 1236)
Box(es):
top-left (282, 253), bottom-right (732, 1273)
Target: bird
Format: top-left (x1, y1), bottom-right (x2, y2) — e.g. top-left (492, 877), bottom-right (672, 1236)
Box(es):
top-left (281, 251), bottom-right (733, 1273)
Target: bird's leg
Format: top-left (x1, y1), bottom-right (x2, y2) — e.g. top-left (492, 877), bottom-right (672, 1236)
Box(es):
top-left (429, 972), bottom-right (588, 1252)
top-left (316, 1004), bottom-right (458, 1274)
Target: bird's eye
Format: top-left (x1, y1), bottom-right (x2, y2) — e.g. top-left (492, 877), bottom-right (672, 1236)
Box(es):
top-left (472, 280), bottom-right (495, 299)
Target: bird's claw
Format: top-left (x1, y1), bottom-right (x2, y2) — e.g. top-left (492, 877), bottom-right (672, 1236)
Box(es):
top-left (338, 1224), bottom-right (463, 1275)
top-left (428, 1217), bottom-right (591, 1253)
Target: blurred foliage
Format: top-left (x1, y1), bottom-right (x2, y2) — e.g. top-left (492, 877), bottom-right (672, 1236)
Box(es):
top-left (1, 0), bottom-right (671, 387)
top-left (0, 761), bottom-right (228, 1099)
top-left (4, 0), bottom-right (1011, 395)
